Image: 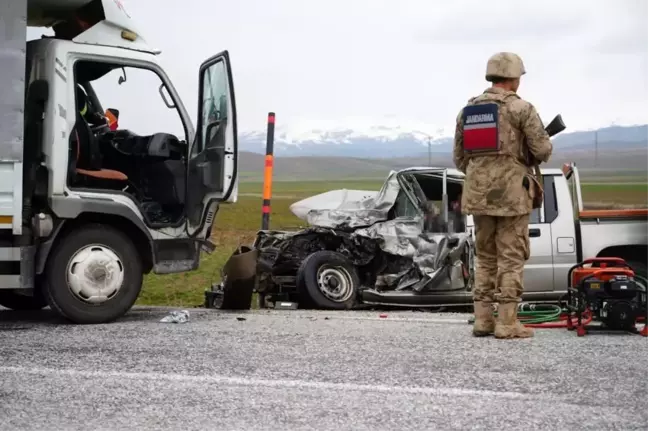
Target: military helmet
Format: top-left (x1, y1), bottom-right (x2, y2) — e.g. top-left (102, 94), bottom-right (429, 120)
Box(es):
top-left (485, 52), bottom-right (526, 81)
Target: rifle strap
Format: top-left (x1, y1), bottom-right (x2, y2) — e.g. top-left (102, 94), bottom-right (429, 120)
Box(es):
top-left (531, 164), bottom-right (544, 209)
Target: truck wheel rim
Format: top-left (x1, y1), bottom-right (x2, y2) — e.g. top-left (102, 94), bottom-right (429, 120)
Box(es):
top-left (316, 265), bottom-right (354, 303)
top-left (66, 244), bottom-right (125, 304)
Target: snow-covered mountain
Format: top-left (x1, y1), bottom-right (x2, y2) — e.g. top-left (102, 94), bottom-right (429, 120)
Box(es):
top-left (239, 121), bottom-right (648, 158)
top-left (239, 119), bottom-right (453, 158)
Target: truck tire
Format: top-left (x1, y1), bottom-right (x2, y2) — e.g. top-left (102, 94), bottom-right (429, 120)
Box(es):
top-left (0, 289), bottom-right (47, 311)
top-left (43, 224), bottom-right (143, 324)
top-left (296, 250), bottom-right (359, 310)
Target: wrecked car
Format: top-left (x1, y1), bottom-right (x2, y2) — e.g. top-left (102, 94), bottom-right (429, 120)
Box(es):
top-left (252, 167), bottom-right (477, 310)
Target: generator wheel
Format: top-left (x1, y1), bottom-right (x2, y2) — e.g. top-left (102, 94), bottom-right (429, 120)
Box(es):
top-left (296, 251), bottom-right (359, 310)
top-left (0, 289), bottom-right (47, 311)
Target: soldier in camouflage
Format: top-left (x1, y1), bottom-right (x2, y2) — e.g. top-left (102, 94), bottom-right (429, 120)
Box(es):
top-left (453, 52), bottom-right (553, 339)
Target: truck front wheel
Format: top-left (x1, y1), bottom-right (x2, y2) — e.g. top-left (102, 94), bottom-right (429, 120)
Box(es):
top-left (44, 224), bottom-right (144, 324)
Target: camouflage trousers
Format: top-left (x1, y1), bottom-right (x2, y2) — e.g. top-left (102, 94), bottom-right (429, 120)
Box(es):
top-left (472, 214), bottom-right (530, 304)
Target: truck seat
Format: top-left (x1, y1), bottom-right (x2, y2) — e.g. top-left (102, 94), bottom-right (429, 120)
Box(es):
top-left (73, 109), bottom-right (128, 183)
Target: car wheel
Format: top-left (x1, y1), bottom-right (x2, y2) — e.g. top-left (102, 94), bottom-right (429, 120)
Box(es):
top-left (0, 288), bottom-right (47, 311)
top-left (43, 224), bottom-right (143, 324)
top-left (296, 250), bottom-right (359, 310)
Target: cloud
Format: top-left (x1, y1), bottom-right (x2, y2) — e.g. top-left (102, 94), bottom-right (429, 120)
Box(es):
top-left (26, 0), bottom-right (647, 137)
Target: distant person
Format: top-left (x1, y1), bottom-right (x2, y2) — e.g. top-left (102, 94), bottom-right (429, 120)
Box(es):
top-left (450, 193), bottom-right (465, 232)
top-left (452, 52), bottom-right (553, 339)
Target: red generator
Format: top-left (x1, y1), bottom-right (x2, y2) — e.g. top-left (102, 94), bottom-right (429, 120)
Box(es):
top-left (565, 258), bottom-right (647, 337)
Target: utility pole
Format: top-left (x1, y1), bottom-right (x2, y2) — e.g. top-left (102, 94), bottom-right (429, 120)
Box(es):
top-left (427, 136), bottom-right (432, 167)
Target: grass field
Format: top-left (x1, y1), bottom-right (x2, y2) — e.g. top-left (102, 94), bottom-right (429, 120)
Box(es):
top-left (137, 177), bottom-right (648, 307)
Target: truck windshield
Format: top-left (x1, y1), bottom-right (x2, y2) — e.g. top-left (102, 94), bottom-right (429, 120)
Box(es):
top-left (83, 64), bottom-right (186, 140)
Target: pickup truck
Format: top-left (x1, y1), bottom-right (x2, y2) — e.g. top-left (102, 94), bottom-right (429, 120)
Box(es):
top-left (524, 162), bottom-right (648, 299)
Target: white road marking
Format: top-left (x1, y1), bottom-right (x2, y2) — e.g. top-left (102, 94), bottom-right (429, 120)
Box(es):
top-left (0, 365), bottom-right (550, 402)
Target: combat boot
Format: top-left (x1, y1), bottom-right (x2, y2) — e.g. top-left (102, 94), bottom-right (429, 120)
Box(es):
top-left (494, 302), bottom-right (534, 339)
top-left (472, 301), bottom-right (495, 336)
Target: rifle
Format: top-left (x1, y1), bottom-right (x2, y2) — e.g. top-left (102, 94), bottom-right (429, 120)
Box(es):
top-left (527, 114), bottom-right (566, 165)
top-left (545, 114), bottom-right (566, 137)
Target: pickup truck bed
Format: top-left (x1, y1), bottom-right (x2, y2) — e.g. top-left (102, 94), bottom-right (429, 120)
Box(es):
top-left (578, 208), bottom-right (648, 273)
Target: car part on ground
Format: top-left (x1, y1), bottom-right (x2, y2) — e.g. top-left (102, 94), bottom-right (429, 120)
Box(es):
top-left (204, 246), bottom-right (258, 310)
top-left (160, 310), bottom-right (190, 323)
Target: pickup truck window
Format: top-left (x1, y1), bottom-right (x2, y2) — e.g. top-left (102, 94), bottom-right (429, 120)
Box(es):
top-left (543, 175), bottom-right (559, 223)
top-left (529, 175), bottom-right (558, 224)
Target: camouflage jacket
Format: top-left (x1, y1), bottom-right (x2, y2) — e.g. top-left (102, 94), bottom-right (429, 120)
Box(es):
top-left (453, 87), bottom-right (553, 216)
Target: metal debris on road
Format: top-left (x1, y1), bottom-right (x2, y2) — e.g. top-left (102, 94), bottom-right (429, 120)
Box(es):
top-left (160, 310), bottom-right (190, 324)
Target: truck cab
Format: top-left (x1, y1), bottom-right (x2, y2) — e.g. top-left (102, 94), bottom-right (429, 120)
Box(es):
top-left (0, 0), bottom-right (238, 323)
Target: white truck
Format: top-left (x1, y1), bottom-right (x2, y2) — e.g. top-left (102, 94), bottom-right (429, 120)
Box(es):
top-left (0, 0), bottom-right (239, 322)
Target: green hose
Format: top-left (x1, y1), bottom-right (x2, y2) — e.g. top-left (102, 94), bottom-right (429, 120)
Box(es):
top-left (467, 303), bottom-right (563, 325)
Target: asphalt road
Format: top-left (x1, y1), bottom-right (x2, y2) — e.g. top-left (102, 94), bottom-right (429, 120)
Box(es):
top-left (1, 306), bottom-right (647, 430)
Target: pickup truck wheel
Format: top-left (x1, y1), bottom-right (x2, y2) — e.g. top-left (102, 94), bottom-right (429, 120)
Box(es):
top-left (296, 251), bottom-right (359, 310)
top-left (44, 224), bottom-right (143, 324)
top-left (0, 289), bottom-right (47, 311)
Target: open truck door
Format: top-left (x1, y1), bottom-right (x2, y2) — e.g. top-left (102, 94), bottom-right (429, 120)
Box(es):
top-left (186, 51), bottom-right (238, 236)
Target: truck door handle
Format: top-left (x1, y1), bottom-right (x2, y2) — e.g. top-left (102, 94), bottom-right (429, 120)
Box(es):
top-left (529, 228), bottom-right (541, 237)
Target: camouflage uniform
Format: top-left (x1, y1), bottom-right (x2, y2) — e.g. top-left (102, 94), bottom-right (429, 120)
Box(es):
top-left (453, 52), bottom-right (553, 339)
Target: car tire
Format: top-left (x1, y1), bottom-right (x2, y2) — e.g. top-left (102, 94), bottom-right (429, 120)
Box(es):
top-left (43, 224), bottom-right (143, 324)
top-left (0, 288), bottom-right (48, 311)
top-left (296, 250), bottom-right (359, 310)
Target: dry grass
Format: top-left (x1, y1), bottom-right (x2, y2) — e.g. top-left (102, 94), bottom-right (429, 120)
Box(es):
top-left (137, 178), bottom-right (647, 307)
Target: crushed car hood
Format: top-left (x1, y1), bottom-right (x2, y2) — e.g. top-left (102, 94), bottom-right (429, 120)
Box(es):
top-left (289, 189), bottom-right (379, 221)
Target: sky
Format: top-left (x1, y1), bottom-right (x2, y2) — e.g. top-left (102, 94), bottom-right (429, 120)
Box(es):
top-left (27, 0), bottom-right (648, 138)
